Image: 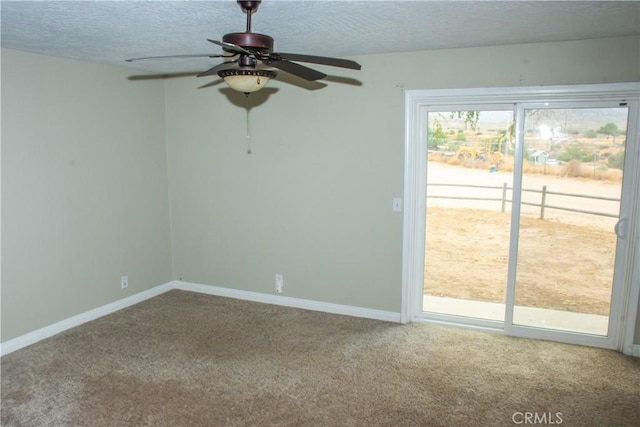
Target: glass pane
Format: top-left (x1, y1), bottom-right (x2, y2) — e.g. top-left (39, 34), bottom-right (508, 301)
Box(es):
top-left (424, 110), bottom-right (514, 321)
top-left (514, 107), bottom-right (628, 335)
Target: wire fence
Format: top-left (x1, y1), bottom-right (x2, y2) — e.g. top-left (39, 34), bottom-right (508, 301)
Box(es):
top-left (427, 182), bottom-right (620, 219)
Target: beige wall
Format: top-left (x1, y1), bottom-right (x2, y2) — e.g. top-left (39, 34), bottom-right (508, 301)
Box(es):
top-left (1, 49), bottom-right (173, 341)
top-left (165, 36), bottom-right (640, 323)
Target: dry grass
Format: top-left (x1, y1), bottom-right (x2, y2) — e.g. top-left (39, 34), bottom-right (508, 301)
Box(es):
top-left (424, 207), bottom-right (616, 315)
top-left (428, 153), bottom-right (623, 182)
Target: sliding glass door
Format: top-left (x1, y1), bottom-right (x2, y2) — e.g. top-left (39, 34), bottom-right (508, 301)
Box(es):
top-left (423, 108), bottom-right (514, 325)
top-left (407, 85), bottom-right (640, 350)
top-left (509, 103), bottom-right (633, 343)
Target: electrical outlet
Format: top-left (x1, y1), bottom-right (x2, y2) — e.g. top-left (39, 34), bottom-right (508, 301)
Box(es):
top-left (121, 275), bottom-right (128, 289)
top-left (275, 274), bottom-right (283, 294)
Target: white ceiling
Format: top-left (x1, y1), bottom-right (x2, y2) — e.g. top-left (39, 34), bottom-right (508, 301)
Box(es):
top-left (2, 0), bottom-right (639, 75)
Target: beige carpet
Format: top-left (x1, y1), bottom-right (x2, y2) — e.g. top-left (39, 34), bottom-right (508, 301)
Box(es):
top-left (1, 290), bottom-right (638, 426)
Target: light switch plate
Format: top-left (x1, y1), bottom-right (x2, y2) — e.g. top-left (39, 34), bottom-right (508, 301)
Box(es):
top-left (393, 198), bottom-right (402, 212)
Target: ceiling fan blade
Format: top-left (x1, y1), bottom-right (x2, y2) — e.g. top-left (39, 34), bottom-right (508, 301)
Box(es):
top-left (207, 39), bottom-right (252, 55)
top-left (263, 60), bottom-right (326, 81)
top-left (274, 53), bottom-right (361, 70)
top-left (196, 60), bottom-right (239, 77)
top-left (125, 53), bottom-right (231, 62)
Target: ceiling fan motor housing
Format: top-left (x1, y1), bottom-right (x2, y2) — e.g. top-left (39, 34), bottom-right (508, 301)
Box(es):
top-left (222, 32), bottom-right (274, 53)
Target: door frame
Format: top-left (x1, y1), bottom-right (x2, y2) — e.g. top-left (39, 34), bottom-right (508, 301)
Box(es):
top-left (401, 83), bottom-right (640, 354)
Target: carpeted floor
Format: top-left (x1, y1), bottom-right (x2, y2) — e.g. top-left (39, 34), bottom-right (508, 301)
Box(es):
top-left (1, 290), bottom-right (639, 426)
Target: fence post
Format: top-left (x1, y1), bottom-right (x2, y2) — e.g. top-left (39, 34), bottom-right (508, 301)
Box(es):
top-left (540, 185), bottom-right (547, 219)
top-left (501, 182), bottom-right (507, 212)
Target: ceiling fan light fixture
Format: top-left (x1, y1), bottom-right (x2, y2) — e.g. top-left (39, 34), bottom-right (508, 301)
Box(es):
top-left (218, 69), bottom-right (276, 93)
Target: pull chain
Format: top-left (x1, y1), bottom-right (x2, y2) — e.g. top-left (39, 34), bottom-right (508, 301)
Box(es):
top-left (245, 93), bottom-right (252, 154)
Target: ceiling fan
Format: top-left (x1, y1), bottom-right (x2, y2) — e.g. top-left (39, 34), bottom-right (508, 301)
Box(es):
top-left (126, 0), bottom-right (362, 93)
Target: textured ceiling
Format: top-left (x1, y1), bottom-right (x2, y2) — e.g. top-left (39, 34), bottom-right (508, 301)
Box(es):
top-left (1, 0), bottom-right (639, 75)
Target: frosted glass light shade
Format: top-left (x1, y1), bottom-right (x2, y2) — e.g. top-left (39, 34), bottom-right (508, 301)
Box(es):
top-left (218, 69), bottom-right (276, 93)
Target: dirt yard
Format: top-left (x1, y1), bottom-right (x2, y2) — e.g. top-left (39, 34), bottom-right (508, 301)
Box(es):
top-left (424, 163), bottom-right (622, 316)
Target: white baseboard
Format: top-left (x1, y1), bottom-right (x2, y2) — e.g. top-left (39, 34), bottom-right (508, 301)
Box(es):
top-left (1, 280), bottom-right (401, 358)
top-left (2, 279), bottom-right (635, 358)
top-left (173, 280), bottom-right (401, 323)
top-left (0, 283), bottom-right (174, 357)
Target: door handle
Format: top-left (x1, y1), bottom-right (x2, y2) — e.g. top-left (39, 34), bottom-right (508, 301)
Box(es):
top-left (614, 218), bottom-right (627, 239)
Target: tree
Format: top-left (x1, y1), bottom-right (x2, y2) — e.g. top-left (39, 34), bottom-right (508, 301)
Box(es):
top-left (450, 111), bottom-right (480, 130)
top-left (427, 120), bottom-right (448, 149)
top-left (598, 122), bottom-right (620, 143)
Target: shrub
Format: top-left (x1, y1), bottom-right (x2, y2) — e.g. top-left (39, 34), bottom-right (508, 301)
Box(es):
top-left (561, 160), bottom-right (583, 177)
top-left (557, 145), bottom-right (593, 163)
top-left (607, 151), bottom-right (625, 169)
